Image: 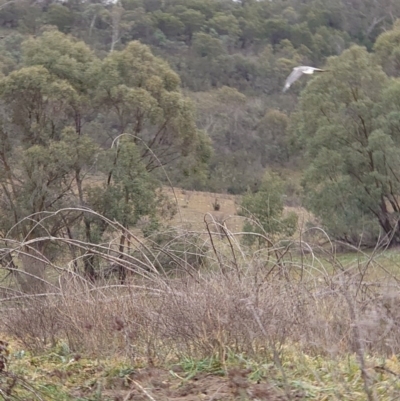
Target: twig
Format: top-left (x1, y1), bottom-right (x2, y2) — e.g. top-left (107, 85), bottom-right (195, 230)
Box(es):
top-left (204, 214), bottom-right (225, 274)
top-left (130, 380), bottom-right (157, 401)
top-left (374, 365), bottom-right (400, 379)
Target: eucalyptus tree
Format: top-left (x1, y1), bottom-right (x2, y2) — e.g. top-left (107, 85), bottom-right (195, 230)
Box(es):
top-left (292, 45), bottom-right (400, 245)
top-left (257, 109), bottom-right (290, 166)
top-left (0, 65), bottom-right (83, 287)
top-left (373, 19), bottom-right (400, 77)
top-left (0, 30), bottom-right (208, 283)
top-left (97, 40), bottom-right (210, 173)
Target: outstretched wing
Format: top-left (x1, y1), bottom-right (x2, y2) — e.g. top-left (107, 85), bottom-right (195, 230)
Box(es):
top-left (282, 68), bottom-right (304, 92)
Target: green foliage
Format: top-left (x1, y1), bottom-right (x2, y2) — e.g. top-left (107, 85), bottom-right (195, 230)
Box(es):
top-left (264, 18), bottom-right (291, 45)
top-left (239, 172), bottom-right (298, 245)
top-left (0, 0), bottom-right (398, 254)
top-left (166, 128), bottom-right (213, 190)
top-left (45, 4), bottom-right (75, 34)
top-left (290, 22), bottom-right (314, 51)
top-left (0, 29), bottom-right (205, 280)
top-left (192, 32), bottom-right (224, 58)
top-left (97, 40), bottom-right (204, 172)
top-left (153, 11), bottom-right (184, 39)
top-left (292, 45), bottom-right (400, 245)
top-left (5, 0), bottom-right (389, 197)
top-left (178, 8), bottom-right (205, 44)
top-left (191, 86), bottom-right (263, 193)
top-left (257, 109), bottom-right (290, 166)
top-left (374, 20), bottom-right (400, 77)
top-left (22, 30), bottom-right (99, 94)
top-left (178, 356), bottom-right (225, 378)
top-left (87, 138), bottom-right (159, 228)
top-left (208, 13), bottom-right (241, 38)
top-left (0, 65), bottom-right (78, 144)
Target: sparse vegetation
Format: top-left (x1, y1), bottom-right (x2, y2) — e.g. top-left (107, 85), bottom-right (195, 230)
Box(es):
top-left (2, 1), bottom-right (400, 400)
top-left (3, 210), bottom-right (400, 400)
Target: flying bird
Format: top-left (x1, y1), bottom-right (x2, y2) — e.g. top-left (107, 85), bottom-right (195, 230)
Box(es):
top-left (283, 66), bottom-right (326, 92)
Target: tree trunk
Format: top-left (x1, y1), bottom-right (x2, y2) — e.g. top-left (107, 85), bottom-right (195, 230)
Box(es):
top-left (378, 198), bottom-right (400, 245)
top-left (83, 218), bottom-right (97, 281)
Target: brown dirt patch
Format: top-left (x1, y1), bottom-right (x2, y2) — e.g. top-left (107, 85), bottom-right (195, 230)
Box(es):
top-left (97, 366), bottom-right (286, 401)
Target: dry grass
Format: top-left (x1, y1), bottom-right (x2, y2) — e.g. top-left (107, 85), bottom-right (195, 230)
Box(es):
top-left (2, 208), bottom-right (400, 400)
top-left (164, 187), bottom-right (243, 232)
top-left (164, 186), bottom-right (312, 240)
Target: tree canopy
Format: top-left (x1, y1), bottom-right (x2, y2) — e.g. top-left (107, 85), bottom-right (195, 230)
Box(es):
top-left (291, 45), bottom-right (400, 245)
top-left (0, 0), bottom-right (399, 263)
top-left (0, 28), bottom-right (207, 281)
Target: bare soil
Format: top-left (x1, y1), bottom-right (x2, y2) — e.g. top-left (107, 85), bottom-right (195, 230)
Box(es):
top-left (75, 366), bottom-right (288, 401)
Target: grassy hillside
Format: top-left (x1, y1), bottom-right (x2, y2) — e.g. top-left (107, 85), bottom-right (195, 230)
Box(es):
top-left (164, 186), bottom-right (313, 239)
